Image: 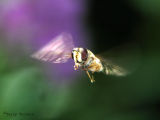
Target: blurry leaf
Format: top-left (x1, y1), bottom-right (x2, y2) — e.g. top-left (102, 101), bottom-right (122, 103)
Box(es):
top-left (0, 47), bottom-right (9, 74)
top-left (0, 67), bottom-right (44, 119)
top-left (129, 0), bottom-right (160, 16)
top-left (0, 66), bottom-right (73, 119)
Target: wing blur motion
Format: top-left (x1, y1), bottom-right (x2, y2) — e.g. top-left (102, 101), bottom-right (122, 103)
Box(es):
top-left (97, 42), bottom-right (141, 76)
top-left (31, 32), bottom-right (74, 63)
top-left (104, 61), bottom-right (128, 76)
top-left (97, 56), bottom-right (128, 76)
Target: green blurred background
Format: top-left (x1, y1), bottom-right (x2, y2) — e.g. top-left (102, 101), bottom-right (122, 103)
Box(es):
top-left (0, 0), bottom-right (160, 120)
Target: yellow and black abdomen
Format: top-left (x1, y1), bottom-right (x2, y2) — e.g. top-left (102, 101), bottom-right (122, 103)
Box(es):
top-left (85, 57), bottom-right (103, 73)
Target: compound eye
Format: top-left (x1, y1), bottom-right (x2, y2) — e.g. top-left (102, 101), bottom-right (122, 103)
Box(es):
top-left (81, 48), bottom-right (88, 61)
top-left (71, 52), bottom-right (74, 59)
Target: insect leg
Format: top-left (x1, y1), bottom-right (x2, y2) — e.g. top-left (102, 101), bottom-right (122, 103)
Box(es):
top-left (86, 71), bottom-right (95, 83)
top-left (74, 63), bottom-right (79, 70)
top-left (91, 72), bottom-right (95, 83)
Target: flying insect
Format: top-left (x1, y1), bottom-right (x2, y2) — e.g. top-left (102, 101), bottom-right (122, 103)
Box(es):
top-left (31, 32), bottom-right (128, 83)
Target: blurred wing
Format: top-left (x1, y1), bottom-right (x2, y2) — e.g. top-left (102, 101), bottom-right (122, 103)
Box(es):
top-left (99, 56), bottom-right (128, 76)
top-left (96, 42), bottom-right (141, 76)
top-left (31, 32), bottom-right (75, 63)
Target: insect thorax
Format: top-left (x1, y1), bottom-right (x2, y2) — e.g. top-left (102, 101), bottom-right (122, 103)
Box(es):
top-left (83, 50), bottom-right (104, 72)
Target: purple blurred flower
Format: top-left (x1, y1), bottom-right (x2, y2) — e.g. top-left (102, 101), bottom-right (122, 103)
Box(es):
top-left (0, 0), bottom-right (88, 82)
top-left (0, 0), bottom-right (33, 43)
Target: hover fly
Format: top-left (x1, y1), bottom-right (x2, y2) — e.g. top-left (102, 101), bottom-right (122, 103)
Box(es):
top-left (31, 32), bottom-right (128, 83)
